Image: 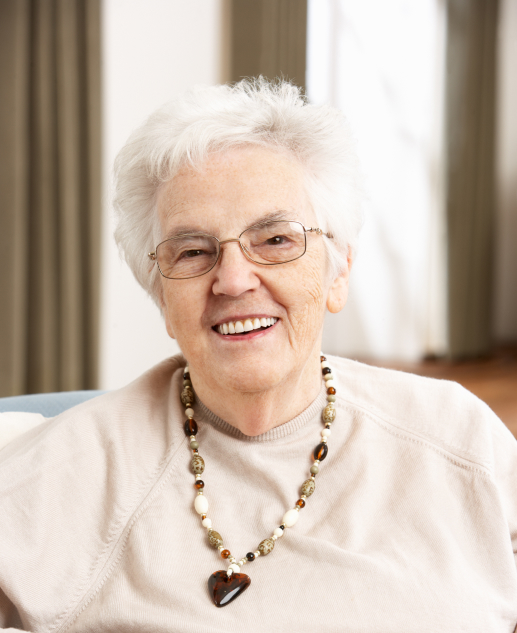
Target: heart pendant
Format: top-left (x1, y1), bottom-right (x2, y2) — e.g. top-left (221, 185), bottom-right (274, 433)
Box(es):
top-left (208, 570), bottom-right (251, 607)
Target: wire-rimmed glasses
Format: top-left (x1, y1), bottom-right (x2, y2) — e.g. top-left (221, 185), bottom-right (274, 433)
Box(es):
top-left (148, 220), bottom-right (333, 280)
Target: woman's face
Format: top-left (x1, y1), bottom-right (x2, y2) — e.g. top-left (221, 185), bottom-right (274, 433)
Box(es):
top-left (156, 146), bottom-right (349, 394)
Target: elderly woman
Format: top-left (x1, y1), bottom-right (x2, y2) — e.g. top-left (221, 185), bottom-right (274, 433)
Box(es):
top-left (1, 79), bottom-right (516, 632)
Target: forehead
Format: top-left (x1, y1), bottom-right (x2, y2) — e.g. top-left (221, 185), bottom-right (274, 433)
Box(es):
top-left (156, 146), bottom-right (311, 238)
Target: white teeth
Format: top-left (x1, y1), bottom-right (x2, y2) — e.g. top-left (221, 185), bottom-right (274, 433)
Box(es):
top-left (217, 317), bottom-right (278, 334)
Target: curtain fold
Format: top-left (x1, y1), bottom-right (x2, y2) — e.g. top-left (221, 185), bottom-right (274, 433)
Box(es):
top-left (0, 0), bottom-right (101, 396)
top-left (230, 0), bottom-right (307, 89)
top-left (445, 0), bottom-right (499, 357)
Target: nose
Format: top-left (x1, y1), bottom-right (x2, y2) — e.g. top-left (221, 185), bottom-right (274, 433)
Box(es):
top-left (211, 240), bottom-right (261, 297)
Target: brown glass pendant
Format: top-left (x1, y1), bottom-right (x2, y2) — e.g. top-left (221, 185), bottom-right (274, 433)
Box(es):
top-left (208, 570), bottom-right (251, 607)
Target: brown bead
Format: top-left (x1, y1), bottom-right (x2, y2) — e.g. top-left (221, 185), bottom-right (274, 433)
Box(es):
top-left (181, 386), bottom-right (195, 406)
top-left (258, 538), bottom-right (275, 556)
top-left (322, 367), bottom-right (332, 375)
top-left (320, 355), bottom-right (326, 362)
top-left (327, 386), bottom-right (336, 395)
top-left (191, 454), bottom-right (205, 474)
top-left (183, 372), bottom-right (190, 380)
top-left (208, 529), bottom-right (223, 549)
top-left (301, 478), bottom-right (315, 497)
top-left (184, 418), bottom-right (198, 436)
top-left (296, 499), bottom-right (305, 508)
top-left (194, 480), bottom-right (204, 489)
top-left (246, 552), bottom-right (255, 561)
top-left (201, 514), bottom-right (207, 520)
top-left (313, 442), bottom-right (328, 461)
top-left (208, 570), bottom-right (251, 607)
top-left (221, 549), bottom-right (231, 559)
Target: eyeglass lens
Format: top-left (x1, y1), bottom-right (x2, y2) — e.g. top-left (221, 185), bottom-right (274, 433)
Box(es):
top-left (156, 221), bottom-right (306, 279)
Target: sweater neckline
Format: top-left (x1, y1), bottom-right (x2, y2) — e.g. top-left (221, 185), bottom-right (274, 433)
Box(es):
top-left (195, 380), bottom-right (328, 442)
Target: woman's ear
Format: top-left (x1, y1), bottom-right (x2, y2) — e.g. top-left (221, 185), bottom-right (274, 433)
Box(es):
top-left (326, 254), bottom-right (352, 314)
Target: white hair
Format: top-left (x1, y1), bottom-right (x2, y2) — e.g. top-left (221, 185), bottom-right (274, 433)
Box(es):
top-left (113, 78), bottom-right (363, 306)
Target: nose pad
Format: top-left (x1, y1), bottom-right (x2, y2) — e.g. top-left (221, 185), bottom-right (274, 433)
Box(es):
top-left (239, 241), bottom-right (254, 262)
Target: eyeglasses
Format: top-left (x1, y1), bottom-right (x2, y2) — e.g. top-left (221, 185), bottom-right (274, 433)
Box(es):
top-left (148, 220), bottom-right (333, 280)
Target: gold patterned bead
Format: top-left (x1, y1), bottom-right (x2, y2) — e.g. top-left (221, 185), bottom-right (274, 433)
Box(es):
top-left (301, 478), bottom-right (316, 497)
top-left (322, 404), bottom-right (336, 424)
top-left (191, 454), bottom-right (205, 474)
top-left (208, 530), bottom-right (223, 549)
top-left (258, 538), bottom-right (275, 556)
top-left (181, 386), bottom-right (195, 406)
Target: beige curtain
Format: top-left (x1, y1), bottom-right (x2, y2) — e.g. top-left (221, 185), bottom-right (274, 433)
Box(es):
top-left (230, 0), bottom-right (307, 89)
top-left (0, 0), bottom-right (101, 396)
top-left (445, 0), bottom-right (499, 357)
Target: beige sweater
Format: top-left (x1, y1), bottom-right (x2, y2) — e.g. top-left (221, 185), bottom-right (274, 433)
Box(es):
top-left (1, 354), bottom-right (516, 632)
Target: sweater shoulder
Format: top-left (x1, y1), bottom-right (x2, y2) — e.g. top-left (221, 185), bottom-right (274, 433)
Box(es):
top-left (326, 354), bottom-right (504, 471)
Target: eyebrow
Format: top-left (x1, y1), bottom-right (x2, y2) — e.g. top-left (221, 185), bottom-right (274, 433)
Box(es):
top-left (162, 209), bottom-right (293, 241)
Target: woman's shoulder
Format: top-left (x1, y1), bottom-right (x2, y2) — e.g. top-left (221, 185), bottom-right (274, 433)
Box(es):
top-left (0, 354), bottom-right (186, 466)
top-left (326, 353), bottom-right (513, 473)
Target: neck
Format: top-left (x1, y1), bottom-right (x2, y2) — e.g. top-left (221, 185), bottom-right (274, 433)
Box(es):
top-left (188, 351), bottom-right (323, 436)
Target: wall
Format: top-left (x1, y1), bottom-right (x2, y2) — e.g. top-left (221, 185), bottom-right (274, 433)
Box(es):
top-left (307, 0), bottom-right (447, 360)
top-left (99, 0), bottom-right (228, 390)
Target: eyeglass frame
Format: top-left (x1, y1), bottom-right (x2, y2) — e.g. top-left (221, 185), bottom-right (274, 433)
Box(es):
top-left (148, 219), bottom-right (333, 280)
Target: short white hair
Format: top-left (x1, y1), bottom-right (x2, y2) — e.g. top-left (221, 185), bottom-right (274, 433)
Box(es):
top-left (113, 78), bottom-right (363, 306)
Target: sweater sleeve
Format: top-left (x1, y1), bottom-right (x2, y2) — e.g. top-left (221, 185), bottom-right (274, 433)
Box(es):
top-left (490, 413), bottom-right (517, 567)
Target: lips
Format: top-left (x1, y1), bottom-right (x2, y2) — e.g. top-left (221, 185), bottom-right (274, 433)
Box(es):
top-left (214, 317), bottom-right (278, 335)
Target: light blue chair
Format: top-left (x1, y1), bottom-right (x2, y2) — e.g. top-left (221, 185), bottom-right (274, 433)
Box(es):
top-left (0, 391), bottom-right (105, 417)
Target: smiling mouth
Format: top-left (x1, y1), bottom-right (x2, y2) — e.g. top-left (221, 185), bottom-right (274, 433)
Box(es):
top-left (213, 317), bottom-right (278, 336)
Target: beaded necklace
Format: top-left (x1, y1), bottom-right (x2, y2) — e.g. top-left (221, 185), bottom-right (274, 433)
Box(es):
top-left (181, 354), bottom-right (337, 607)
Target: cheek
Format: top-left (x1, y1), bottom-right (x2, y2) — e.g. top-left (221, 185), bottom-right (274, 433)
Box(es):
top-left (285, 257), bottom-right (327, 329)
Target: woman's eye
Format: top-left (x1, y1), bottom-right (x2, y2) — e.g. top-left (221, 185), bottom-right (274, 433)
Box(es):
top-left (266, 235), bottom-right (288, 245)
top-left (180, 249), bottom-right (205, 258)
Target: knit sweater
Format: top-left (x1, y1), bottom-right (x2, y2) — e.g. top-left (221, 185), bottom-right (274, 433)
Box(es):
top-left (1, 354), bottom-right (516, 632)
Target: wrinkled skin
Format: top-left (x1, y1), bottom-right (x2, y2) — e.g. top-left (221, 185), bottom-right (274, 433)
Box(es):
top-left (156, 146), bottom-right (350, 435)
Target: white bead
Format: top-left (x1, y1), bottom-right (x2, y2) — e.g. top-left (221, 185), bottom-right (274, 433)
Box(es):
top-left (238, 560), bottom-right (245, 566)
top-left (271, 535), bottom-right (277, 541)
top-left (321, 361), bottom-right (330, 369)
top-left (195, 474), bottom-right (202, 480)
top-left (325, 380), bottom-right (335, 388)
top-left (282, 508), bottom-right (299, 527)
top-left (322, 428), bottom-right (331, 437)
top-left (194, 495), bottom-right (209, 514)
top-left (254, 551), bottom-right (260, 557)
top-left (186, 408), bottom-right (194, 417)
top-left (320, 436), bottom-right (327, 443)
top-left (273, 527), bottom-right (284, 538)
top-left (324, 373), bottom-right (333, 381)
top-left (201, 517), bottom-right (212, 528)
top-left (229, 563), bottom-right (240, 574)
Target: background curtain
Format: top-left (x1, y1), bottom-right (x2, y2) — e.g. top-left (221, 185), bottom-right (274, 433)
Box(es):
top-left (230, 0), bottom-right (307, 89)
top-left (0, 0), bottom-right (101, 396)
top-left (445, 0), bottom-right (499, 357)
